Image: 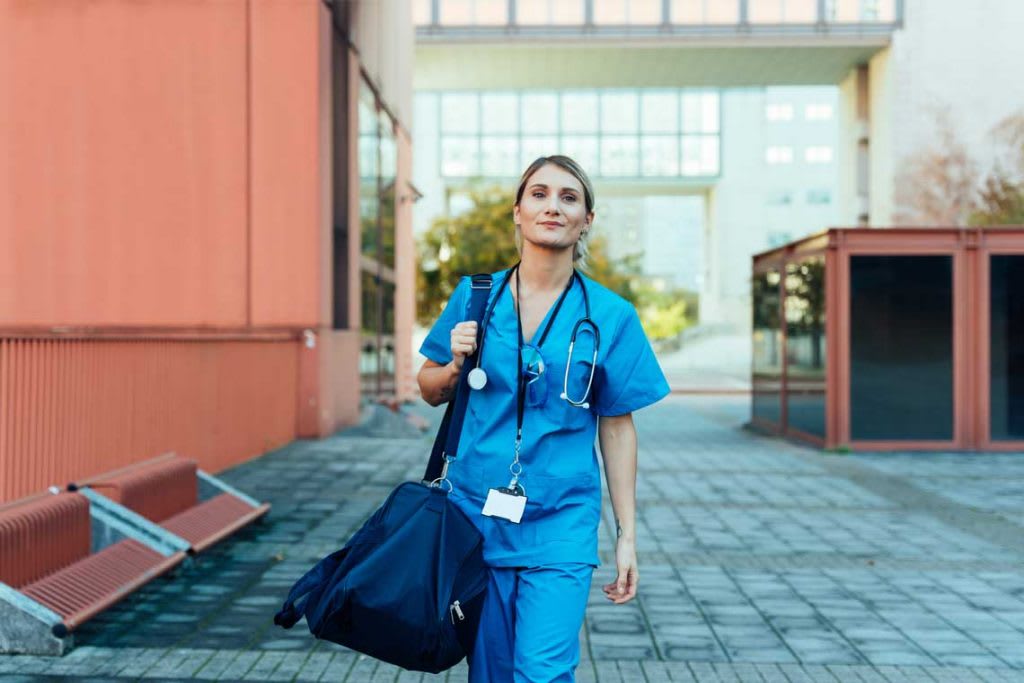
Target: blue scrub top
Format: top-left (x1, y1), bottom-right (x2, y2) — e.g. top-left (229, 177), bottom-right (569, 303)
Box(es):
top-left (419, 268), bottom-right (670, 568)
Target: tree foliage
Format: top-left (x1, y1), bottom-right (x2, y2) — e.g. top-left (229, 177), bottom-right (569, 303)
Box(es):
top-left (895, 107), bottom-right (1024, 227)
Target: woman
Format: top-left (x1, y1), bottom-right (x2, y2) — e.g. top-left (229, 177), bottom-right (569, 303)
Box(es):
top-left (417, 155), bottom-right (669, 682)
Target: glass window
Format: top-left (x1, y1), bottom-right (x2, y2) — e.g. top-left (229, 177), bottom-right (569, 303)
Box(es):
top-left (521, 93), bottom-right (558, 134)
top-left (805, 146), bottom-right (833, 163)
top-left (441, 136), bottom-right (480, 176)
top-left (630, 0), bottom-right (663, 23)
top-left (359, 90), bottom-right (379, 261)
top-left (414, 0), bottom-right (433, 25)
top-left (435, 88), bottom-right (720, 179)
top-left (517, 0), bottom-right (585, 24)
top-left (559, 135), bottom-right (600, 173)
top-left (849, 255), bottom-right (954, 441)
top-left (641, 136), bottom-right (680, 176)
top-left (481, 135), bottom-right (519, 176)
top-left (805, 103), bottom-right (834, 120)
top-left (749, 0), bottom-right (785, 23)
top-left (600, 91), bottom-right (639, 134)
top-left (699, 136), bottom-right (719, 174)
top-left (766, 146), bottom-right (794, 164)
top-left (594, 0), bottom-right (661, 24)
top-left (561, 92), bottom-right (599, 133)
top-left (765, 103), bottom-right (794, 121)
top-left (767, 190), bottom-right (794, 206)
top-left (641, 91), bottom-right (679, 134)
top-left (601, 136), bottom-right (639, 176)
top-left (681, 136), bottom-right (703, 175)
top-left (474, 0), bottom-right (508, 24)
top-left (752, 268), bottom-right (783, 427)
top-left (521, 135), bottom-right (558, 167)
top-left (593, 0), bottom-right (628, 23)
top-left (785, 256), bottom-right (827, 438)
top-left (782, 0), bottom-right (817, 22)
top-left (441, 93), bottom-right (479, 134)
top-left (990, 255), bottom-right (1024, 440)
top-left (481, 93), bottom-right (518, 133)
top-left (440, 0), bottom-right (472, 24)
top-left (706, 0), bottom-right (740, 23)
top-left (670, 0), bottom-right (703, 24)
top-left (681, 92), bottom-right (718, 133)
top-left (807, 189), bottom-right (832, 205)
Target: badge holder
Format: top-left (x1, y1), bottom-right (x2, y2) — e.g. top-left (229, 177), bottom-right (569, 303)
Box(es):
top-left (481, 442), bottom-right (527, 524)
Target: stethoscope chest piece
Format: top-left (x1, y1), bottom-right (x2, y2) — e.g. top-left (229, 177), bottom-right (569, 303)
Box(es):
top-left (467, 367), bottom-right (488, 390)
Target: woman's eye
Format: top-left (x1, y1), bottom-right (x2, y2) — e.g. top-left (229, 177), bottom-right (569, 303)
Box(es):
top-left (532, 192), bottom-right (545, 199)
top-left (563, 195), bottom-right (576, 202)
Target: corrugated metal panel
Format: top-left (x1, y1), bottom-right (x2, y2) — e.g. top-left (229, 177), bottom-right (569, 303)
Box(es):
top-left (0, 338), bottom-right (298, 504)
top-left (0, 492), bottom-right (91, 589)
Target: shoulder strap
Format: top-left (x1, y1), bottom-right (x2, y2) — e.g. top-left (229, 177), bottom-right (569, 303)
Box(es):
top-left (422, 273), bottom-right (493, 483)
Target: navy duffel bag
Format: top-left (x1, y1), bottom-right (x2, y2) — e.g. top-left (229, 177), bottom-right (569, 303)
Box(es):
top-left (273, 274), bottom-right (493, 673)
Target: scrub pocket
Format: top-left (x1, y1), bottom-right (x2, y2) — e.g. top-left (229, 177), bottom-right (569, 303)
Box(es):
top-left (542, 356), bottom-right (595, 431)
top-left (522, 471), bottom-right (601, 544)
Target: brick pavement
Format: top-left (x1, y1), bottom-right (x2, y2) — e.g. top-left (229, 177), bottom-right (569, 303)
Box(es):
top-left (1, 395), bottom-right (1022, 682)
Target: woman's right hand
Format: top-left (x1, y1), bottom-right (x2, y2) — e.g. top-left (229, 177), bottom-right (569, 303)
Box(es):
top-left (449, 321), bottom-right (478, 371)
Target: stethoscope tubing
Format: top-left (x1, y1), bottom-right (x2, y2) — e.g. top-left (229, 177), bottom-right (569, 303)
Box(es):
top-left (470, 266), bottom-right (599, 406)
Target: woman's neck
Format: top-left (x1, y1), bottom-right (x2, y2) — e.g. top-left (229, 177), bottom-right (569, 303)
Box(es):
top-left (517, 242), bottom-right (574, 294)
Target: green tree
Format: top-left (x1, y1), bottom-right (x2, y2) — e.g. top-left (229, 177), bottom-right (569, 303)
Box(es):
top-left (970, 113), bottom-right (1024, 226)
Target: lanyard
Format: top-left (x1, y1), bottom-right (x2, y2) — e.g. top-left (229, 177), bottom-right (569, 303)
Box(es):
top-left (510, 263), bottom-right (576, 484)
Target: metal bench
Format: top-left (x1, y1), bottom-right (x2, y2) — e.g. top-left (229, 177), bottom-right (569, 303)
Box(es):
top-left (0, 490), bottom-right (186, 654)
top-left (70, 452), bottom-right (271, 554)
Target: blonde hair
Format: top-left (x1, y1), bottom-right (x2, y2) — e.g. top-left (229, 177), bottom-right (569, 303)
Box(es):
top-left (514, 155), bottom-right (596, 269)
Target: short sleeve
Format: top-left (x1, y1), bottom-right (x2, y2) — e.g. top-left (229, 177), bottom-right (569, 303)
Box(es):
top-left (418, 277), bottom-right (471, 365)
top-left (593, 305), bottom-right (670, 416)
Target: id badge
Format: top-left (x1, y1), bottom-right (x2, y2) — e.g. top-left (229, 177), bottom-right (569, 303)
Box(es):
top-left (481, 486), bottom-right (528, 524)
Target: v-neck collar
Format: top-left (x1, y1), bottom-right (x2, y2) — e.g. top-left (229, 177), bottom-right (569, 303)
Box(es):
top-left (510, 264), bottom-right (575, 348)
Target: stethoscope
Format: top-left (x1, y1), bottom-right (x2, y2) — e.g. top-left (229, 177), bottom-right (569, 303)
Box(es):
top-left (466, 265), bottom-right (601, 409)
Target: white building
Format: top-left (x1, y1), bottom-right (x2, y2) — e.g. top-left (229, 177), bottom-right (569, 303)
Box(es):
top-left (411, 0), bottom-right (1024, 378)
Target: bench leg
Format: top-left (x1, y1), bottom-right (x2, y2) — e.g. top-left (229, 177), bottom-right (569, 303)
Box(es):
top-left (0, 583), bottom-right (71, 656)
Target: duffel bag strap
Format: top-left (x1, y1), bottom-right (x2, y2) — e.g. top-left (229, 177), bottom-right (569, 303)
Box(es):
top-left (422, 273), bottom-right (492, 483)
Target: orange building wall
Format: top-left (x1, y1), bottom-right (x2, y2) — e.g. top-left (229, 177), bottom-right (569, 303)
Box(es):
top-left (250, 0), bottom-right (323, 328)
top-left (0, 1), bottom-right (250, 328)
top-left (0, 1), bottom-right (409, 502)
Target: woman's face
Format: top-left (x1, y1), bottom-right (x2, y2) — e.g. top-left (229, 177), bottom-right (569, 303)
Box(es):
top-left (514, 163), bottom-right (593, 256)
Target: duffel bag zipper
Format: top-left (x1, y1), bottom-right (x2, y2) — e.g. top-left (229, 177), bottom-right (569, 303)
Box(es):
top-left (449, 600), bottom-right (465, 624)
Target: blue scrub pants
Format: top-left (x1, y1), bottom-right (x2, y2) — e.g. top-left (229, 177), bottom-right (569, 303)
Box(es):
top-left (468, 563), bottom-right (594, 683)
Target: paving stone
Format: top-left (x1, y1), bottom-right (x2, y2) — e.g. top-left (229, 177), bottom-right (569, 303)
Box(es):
top-left (11, 397), bottom-right (1024, 681)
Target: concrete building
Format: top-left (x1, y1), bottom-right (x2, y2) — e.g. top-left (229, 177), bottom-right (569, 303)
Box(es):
top-left (0, 0), bottom-right (416, 503)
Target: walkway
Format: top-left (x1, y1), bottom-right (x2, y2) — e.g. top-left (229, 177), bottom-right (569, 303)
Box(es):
top-left (2, 396), bottom-right (1023, 682)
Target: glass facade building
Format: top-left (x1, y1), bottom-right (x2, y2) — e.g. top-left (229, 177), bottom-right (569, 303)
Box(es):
top-left (429, 89), bottom-right (720, 180)
top-left (359, 82), bottom-right (400, 396)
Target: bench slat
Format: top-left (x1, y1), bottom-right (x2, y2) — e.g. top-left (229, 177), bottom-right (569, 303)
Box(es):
top-left (22, 539), bottom-right (185, 633)
top-left (162, 493), bottom-right (269, 553)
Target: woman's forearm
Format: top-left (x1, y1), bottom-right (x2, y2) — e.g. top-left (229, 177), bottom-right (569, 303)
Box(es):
top-left (597, 413), bottom-right (638, 541)
top-left (417, 361), bottom-right (461, 407)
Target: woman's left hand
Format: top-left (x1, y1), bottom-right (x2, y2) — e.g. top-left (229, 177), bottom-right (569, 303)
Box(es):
top-left (603, 536), bottom-right (638, 604)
